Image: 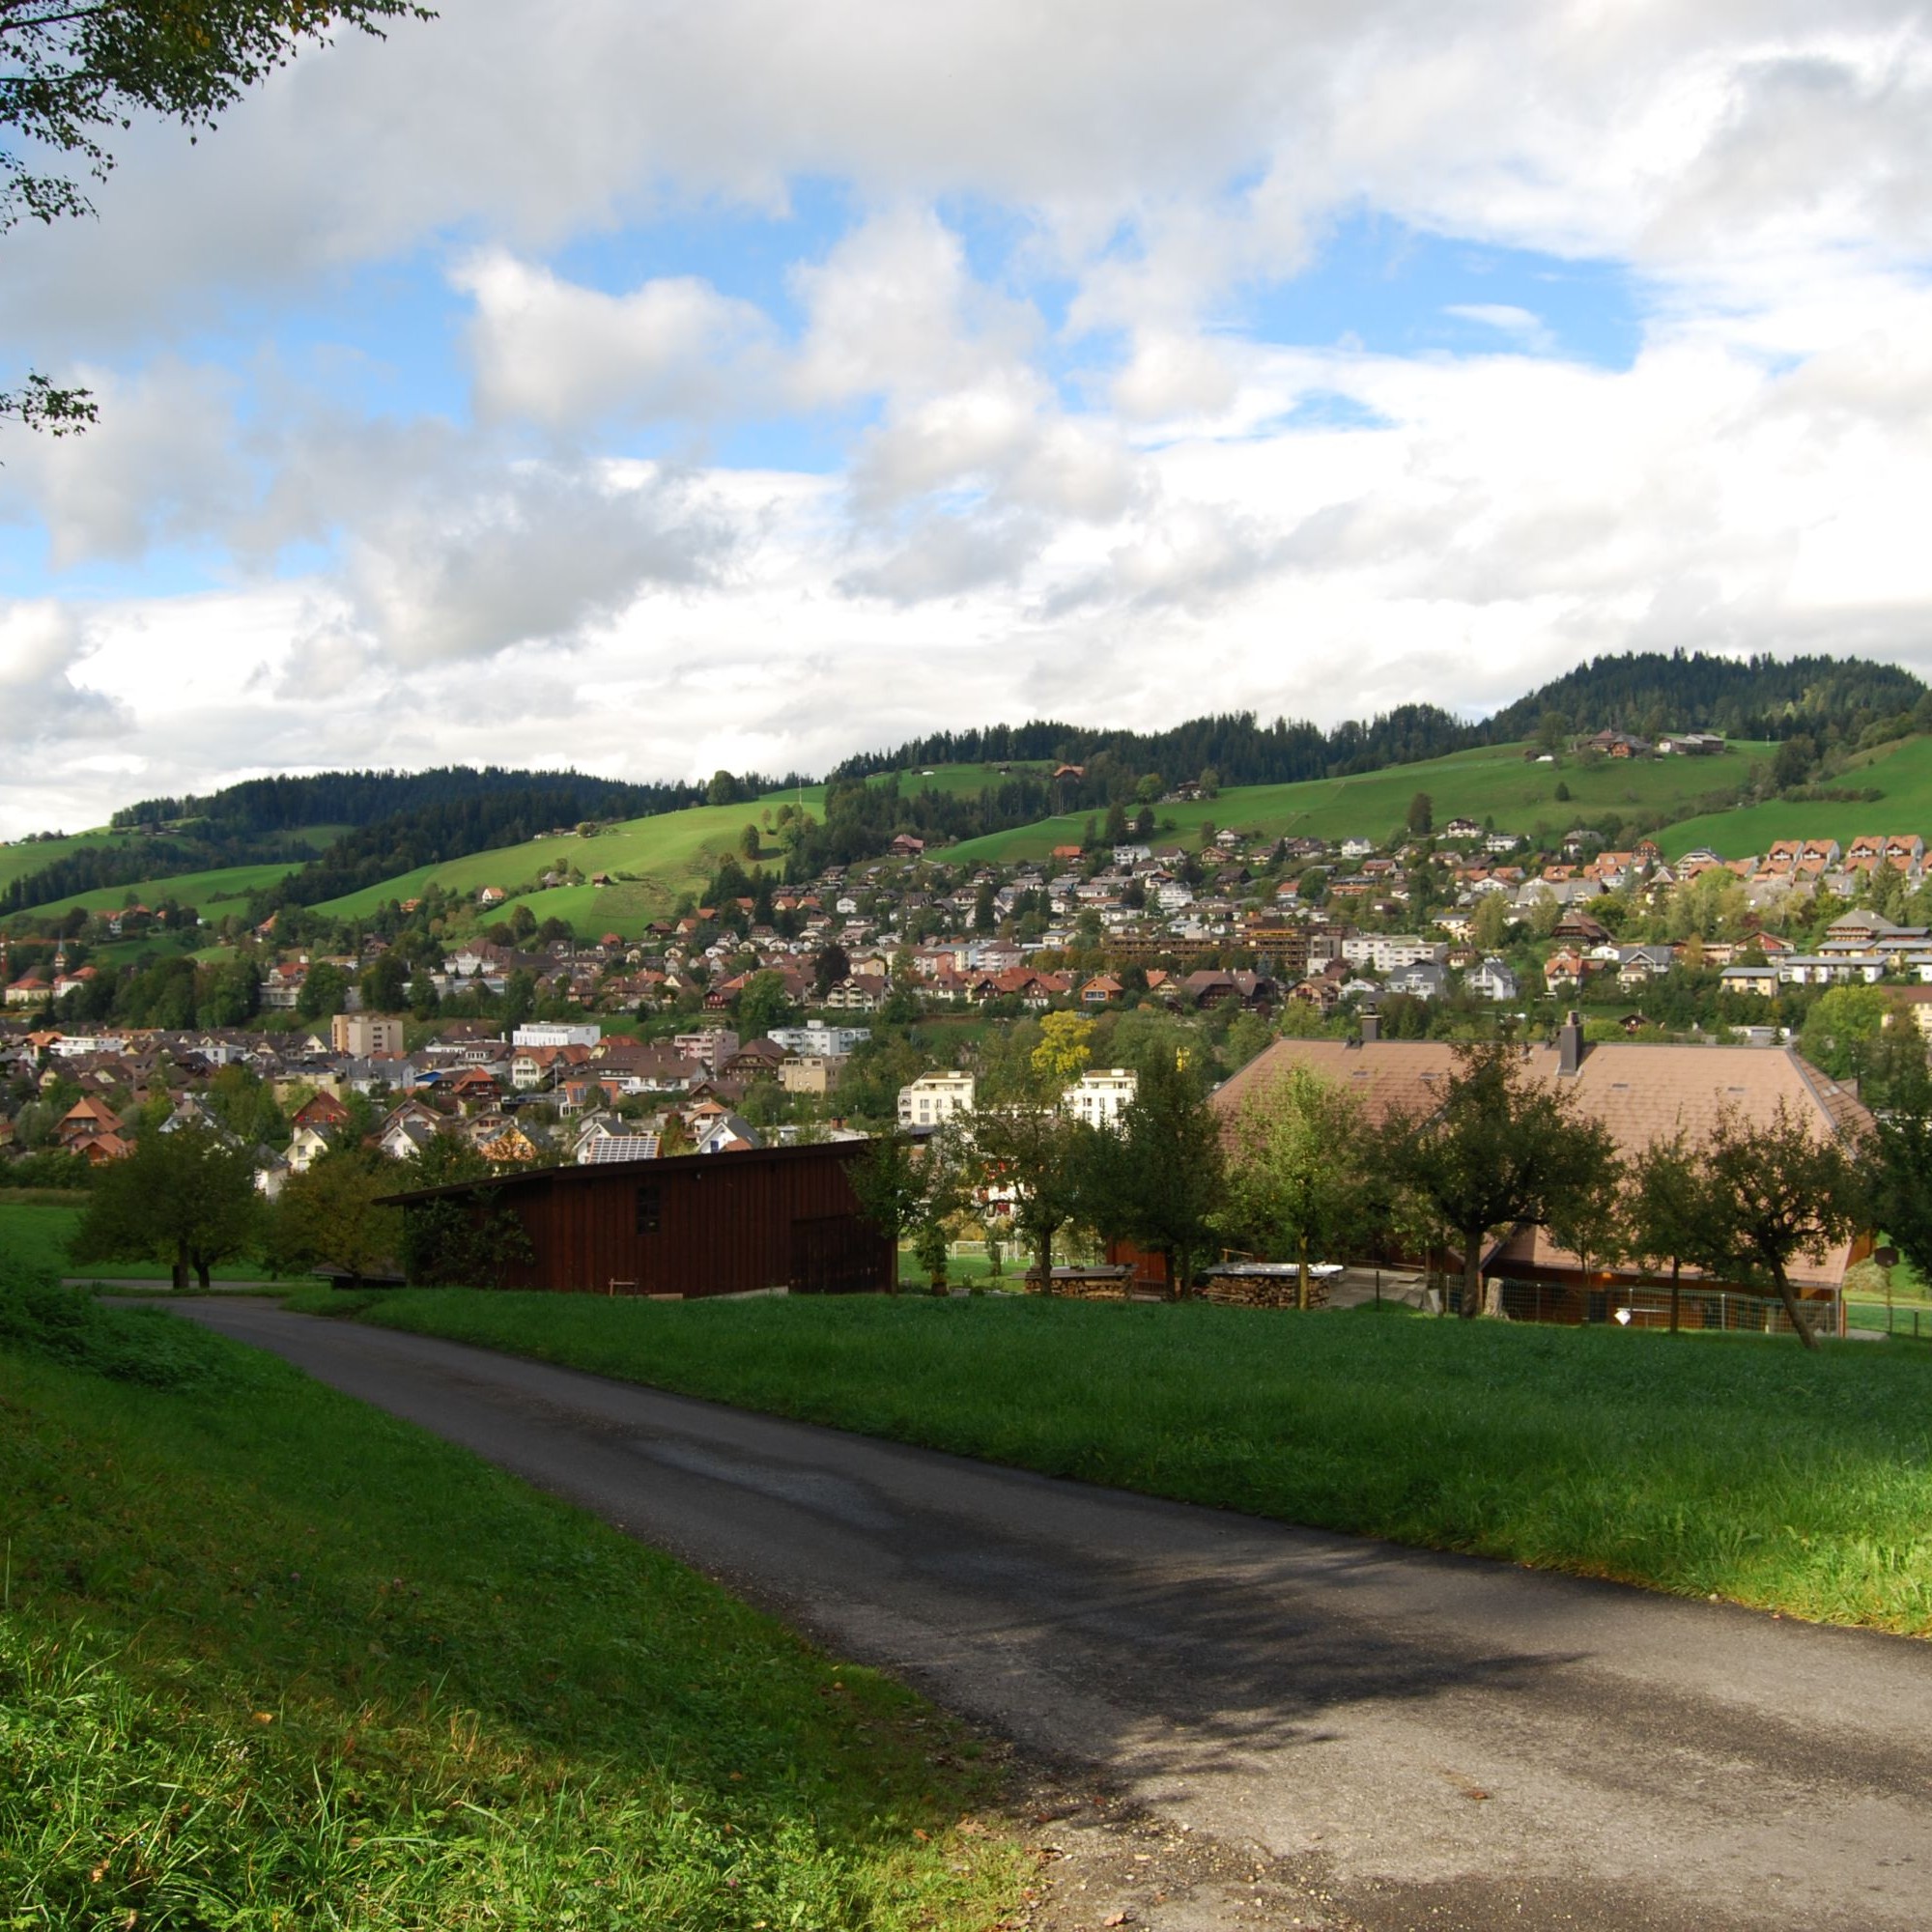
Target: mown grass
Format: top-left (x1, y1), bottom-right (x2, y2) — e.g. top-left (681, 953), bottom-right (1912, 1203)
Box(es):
top-left (0, 1265), bottom-right (1029, 1928)
top-left (0, 1199), bottom-right (264, 1282)
top-left (341, 1291), bottom-right (1932, 1636)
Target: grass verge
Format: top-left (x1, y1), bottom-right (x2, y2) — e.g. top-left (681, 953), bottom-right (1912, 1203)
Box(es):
top-left (0, 1264), bottom-right (1028, 1928)
top-left (336, 1290), bottom-right (1932, 1636)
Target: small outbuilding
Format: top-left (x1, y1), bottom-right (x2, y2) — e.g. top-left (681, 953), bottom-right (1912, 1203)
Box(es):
top-left (382, 1140), bottom-right (892, 1298)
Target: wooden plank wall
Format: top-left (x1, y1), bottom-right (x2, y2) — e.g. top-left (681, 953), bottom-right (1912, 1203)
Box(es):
top-left (443, 1143), bottom-right (892, 1297)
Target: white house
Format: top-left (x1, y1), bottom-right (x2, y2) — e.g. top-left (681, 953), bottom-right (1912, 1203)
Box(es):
top-left (1064, 1066), bottom-right (1138, 1128)
top-left (898, 1071), bottom-right (976, 1128)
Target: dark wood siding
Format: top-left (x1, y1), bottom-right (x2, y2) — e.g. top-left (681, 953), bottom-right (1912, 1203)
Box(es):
top-left (394, 1142), bottom-right (893, 1297)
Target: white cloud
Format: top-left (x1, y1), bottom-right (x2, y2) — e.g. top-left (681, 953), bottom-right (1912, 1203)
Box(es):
top-left (7, 4), bottom-right (1932, 835)
top-left (0, 603), bottom-right (130, 748)
top-left (455, 250), bottom-right (775, 431)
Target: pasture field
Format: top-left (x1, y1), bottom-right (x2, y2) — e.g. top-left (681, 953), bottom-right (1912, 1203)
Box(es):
top-left (1656, 733), bottom-right (1932, 858)
top-left (0, 828), bottom-right (123, 894)
top-left (310, 783), bottom-right (834, 928)
top-left (9, 857), bottom-right (311, 923)
top-left (328, 1291), bottom-right (1932, 1635)
top-left (309, 768), bottom-right (1005, 933)
top-left (0, 1268), bottom-right (1026, 1929)
top-left (946, 740), bottom-right (1776, 863)
top-left (0, 1199), bottom-right (262, 1282)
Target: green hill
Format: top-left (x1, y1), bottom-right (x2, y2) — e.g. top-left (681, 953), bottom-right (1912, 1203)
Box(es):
top-left (311, 785), bottom-right (832, 931)
top-left (947, 740), bottom-right (1776, 863)
top-left (308, 766), bottom-right (1052, 933)
top-left (1656, 734), bottom-right (1932, 858)
top-left (10, 859), bottom-right (319, 924)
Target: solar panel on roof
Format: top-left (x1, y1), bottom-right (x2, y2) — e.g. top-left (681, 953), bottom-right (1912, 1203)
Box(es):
top-left (581, 1134), bottom-right (660, 1163)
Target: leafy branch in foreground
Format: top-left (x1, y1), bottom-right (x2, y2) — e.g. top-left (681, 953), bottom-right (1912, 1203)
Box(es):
top-left (1, 0), bottom-right (434, 430)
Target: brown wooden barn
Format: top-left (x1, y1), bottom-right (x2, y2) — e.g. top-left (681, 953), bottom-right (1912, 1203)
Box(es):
top-left (382, 1142), bottom-right (893, 1297)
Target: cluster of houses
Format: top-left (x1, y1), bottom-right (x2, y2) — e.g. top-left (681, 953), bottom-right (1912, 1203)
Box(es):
top-left (0, 1011), bottom-right (889, 1190)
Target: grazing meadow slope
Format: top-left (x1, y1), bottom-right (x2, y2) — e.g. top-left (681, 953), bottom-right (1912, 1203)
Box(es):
top-left (0, 1269), bottom-right (1025, 1928)
top-left (946, 739), bottom-right (1776, 862)
top-left (335, 1292), bottom-right (1932, 1635)
top-left (1657, 732), bottom-right (1932, 857)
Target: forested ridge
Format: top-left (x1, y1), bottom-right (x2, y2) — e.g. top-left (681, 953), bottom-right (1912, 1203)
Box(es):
top-left (835, 652), bottom-right (1930, 788)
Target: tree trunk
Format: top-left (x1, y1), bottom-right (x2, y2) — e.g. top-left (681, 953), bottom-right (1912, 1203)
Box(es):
top-left (1668, 1256), bottom-right (1682, 1335)
top-left (1297, 1231), bottom-right (1310, 1311)
top-left (195, 1258), bottom-right (212, 1291)
top-left (1036, 1231), bottom-right (1054, 1294)
top-left (1771, 1261), bottom-right (1820, 1350)
top-left (1461, 1232), bottom-right (1483, 1319)
top-left (172, 1243), bottom-right (188, 1293)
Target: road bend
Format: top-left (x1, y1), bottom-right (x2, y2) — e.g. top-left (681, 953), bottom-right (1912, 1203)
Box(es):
top-left (168, 1298), bottom-right (1932, 1932)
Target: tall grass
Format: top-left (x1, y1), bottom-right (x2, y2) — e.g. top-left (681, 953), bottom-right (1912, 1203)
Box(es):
top-left (0, 1262), bottom-right (1026, 1928)
top-left (349, 1290), bottom-right (1932, 1636)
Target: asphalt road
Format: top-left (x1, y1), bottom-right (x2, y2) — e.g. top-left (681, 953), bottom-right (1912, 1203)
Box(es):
top-left (169, 1298), bottom-right (1932, 1932)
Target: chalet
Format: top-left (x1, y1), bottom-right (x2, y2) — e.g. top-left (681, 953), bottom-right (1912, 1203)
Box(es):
top-left (1215, 1025), bottom-right (1871, 1332)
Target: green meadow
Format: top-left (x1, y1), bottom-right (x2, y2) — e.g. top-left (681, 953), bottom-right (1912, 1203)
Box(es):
top-left (0, 1267), bottom-right (1027, 1928)
top-left (946, 739), bottom-right (1776, 862)
top-left (1657, 733), bottom-right (1932, 857)
top-left (327, 1290), bottom-right (1932, 1636)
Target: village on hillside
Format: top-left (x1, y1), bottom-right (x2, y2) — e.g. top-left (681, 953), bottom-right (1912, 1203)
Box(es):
top-left (6, 730), bottom-right (1929, 1339)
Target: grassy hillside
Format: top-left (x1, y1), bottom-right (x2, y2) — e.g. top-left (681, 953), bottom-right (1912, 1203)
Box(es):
top-left (312, 785), bottom-right (831, 929)
top-left (948, 740), bottom-right (1776, 862)
top-left (1657, 734), bottom-right (1932, 858)
top-left (310, 769), bottom-right (1017, 933)
top-left (11, 857), bottom-right (315, 923)
top-left (0, 1275), bottom-right (1025, 1927)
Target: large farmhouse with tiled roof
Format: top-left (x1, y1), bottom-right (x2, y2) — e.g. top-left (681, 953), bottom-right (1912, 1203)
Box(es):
top-left (1214, 1016), bottom-right (1872, 1332)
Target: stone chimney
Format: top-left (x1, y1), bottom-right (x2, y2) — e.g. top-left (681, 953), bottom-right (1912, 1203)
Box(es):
top-left (1360, 1010), bottom-right (1380, 1046)
top-left (1557, 1009), bottom-right (1584, 1076)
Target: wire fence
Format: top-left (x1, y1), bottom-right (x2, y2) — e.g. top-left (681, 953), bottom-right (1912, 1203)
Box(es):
top-left (1846, 1299), bottom-right (1932, 1340)
top-left (1482, 1277), bottom-right (1840, 1338)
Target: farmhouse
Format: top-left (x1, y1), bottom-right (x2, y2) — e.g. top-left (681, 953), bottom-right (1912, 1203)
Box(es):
top-left (1213, 1019), bottom-right (1872, 1331)
top-left (382, 1140), bottom-right (892, 1296)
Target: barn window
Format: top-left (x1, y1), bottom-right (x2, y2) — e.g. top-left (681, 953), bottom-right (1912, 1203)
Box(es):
top-left (635, 1184), bottom-right (662, 1236)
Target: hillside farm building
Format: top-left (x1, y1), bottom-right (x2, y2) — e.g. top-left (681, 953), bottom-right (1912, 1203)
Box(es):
top-left (382, 1140), bottom-right (892, 1297)
top-left (1208, 1020), bottom-right (1873, 1334)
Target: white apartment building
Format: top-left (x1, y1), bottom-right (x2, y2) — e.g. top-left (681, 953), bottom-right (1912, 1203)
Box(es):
top-left (898, 1071), bottom-right (976, 1128)
top-left (1064, 1066), bottom-right (1138, 1128)
top-left (512, 1021), bottom-right (602, 1049)
top-left (1341, 934), bottom-right (1448, 973)
top-left (767, 1022), bottom-right (871, 1057)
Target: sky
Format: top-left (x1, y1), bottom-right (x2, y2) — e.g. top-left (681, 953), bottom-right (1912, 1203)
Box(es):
top-left (5, 1), bottom-right (1932, 837)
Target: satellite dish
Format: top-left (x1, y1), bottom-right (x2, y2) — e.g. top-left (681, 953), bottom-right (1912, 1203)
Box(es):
top-left (1875, 1246), bottom-right (1900, 1269)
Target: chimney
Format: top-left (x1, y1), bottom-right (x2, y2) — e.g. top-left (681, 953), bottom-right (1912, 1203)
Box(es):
top-left (1360, 1010), bottom-right (1380, 1046)
top-left (1557, 1009), bottom-right (1583, 1076)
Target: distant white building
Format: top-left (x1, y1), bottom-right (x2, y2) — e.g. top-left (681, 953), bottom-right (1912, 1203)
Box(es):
top-left (1064, 1066), bottom-right (1138, 1129)
top-left (898, 1071), bottom-right (976, 1128)
top-left (513, 1021), bottom-right (602, 1049)
top-left (767, 1022), bottom-right (871, 1057)
top-left (1342, 934), bottom-right (1447, 973)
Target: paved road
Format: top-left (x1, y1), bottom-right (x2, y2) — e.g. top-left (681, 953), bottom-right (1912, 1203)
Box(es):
top-left (170, 1299), bottom-right (1932, 1932)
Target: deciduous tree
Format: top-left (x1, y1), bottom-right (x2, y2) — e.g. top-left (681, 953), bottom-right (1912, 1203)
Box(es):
top-left (1218, 1063), bottom-right (1370, 1308)
top-left (1696, 1099), bottom-right (1866, 1349)
top-left (1388, 1040), bottom-right (1621, 1320)
top-left (71, 1123), bottom-right (260, 1289)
